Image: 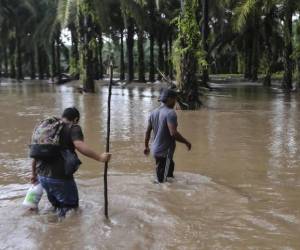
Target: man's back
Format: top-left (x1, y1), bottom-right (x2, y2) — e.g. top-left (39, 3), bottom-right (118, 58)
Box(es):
top-left (149, 104), bottom-right (177, 158)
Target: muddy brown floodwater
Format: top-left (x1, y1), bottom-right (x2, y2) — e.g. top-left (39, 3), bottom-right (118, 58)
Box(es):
top-left (0, 79), bottom-right (300, 250)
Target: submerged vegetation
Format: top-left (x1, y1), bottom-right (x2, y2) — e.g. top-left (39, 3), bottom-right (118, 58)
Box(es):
top-left (0, 0), bottom-right (300, 108)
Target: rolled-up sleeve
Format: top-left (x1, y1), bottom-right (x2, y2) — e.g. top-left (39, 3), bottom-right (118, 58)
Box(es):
top-left (71, 125), bottom-right (84, 141)
top-left (167, 111), bottom-right (178, 127)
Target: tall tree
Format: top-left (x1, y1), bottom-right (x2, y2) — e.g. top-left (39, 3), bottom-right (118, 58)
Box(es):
top-left (282, 0), bottom-right (293, 90)
top-left (69, 22), bottom-right (80, 79)
top-left (147, 0), bottom-right (156, 82)
top-left (173, 0), bottom-right (204, 109)
top-left (157, 32), bottom-right (164, 80)
top-left (126, 16), bottom-right (135, 82)
top-left (73, 0), bottom-right (96, 92)
top-left (137, 28), bottom-right (146, 82)
top-left (120, 28), bottom-right (125, 81)
top-left (201, 0), bottom-right (209, 85)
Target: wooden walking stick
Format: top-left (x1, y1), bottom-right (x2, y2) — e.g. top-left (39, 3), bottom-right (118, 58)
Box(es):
top-left (104, 60), bottom-right (113, 219)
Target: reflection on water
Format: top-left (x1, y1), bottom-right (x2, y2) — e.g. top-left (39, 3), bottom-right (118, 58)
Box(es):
top-left (0, 80), bottom-right (300, 249)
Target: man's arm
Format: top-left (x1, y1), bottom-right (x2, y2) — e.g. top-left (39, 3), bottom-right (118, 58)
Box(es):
top-left (168, 123), bottom-right (192, 150)
top-left (144, 123), bottom-right (152, 155)
top-left (31, 159), bottom-right (37, 184)
top-left (73, 140), bottom-right (111, 162)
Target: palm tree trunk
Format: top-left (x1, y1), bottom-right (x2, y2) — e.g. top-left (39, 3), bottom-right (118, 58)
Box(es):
top-left (126, 17), bottom-right (134, 82)
top-left (201, 0), bottom-right (209, 84)
top-left (297, 60), bottom-right (300, 89)
top-left (55, 29), bottom-right (61, 81)
top-left (16, 33), bottom-right (23, 80)
top-left (78, 1), bottom-right (95, 92)
top-left (169, 34), bottom-right (173, 79)
top-left (93, 24), bottom-right (99, 80)
top-left (164, 40), bottom-right (169, 77)
top-left (251, 15), bottom-right (260, 82)
top-left (237, 53), bottom-right (243, 74)
top-left (30, 48), bottom-right (36, 80)
top-left (157, 34), bottom-right (164, 80)
top-left (0, 47), bottom-right (3, 78)
top-left (37, 46), bottom-right (44, 80)
top-left (4, 46), bottom-right (8, 77)
top-left (96, 26), bottom-right (103, 79)
top-left (120, 29), bottom-right (125, 81)
top-left (99, 36), bottom-right (103, 79)
top-left (84, 13), bottom-right (95, 91)
top-left (177, 0), bottom-right (202, 109)
top-left (69, 23), bottom-right (79, 79)
top-left (244, 32), bottom-right (253, 79)
top-left (148, 0), bottom-right (155, 82)
top-left (282, 0), bottom-right (293, 91)
top-left (138, 28), bottom-right (145, 82)
top-left (263, 12), bottom-right (274, 86)
top-left (94, 43), bottom-right (100, 80)
top-left (264, 48), bottom-right (272, 86)
top-left (51, 40), bottom-right (56, 80)
top-left (45, 56), bottom-right (50, 79)
top-left (230, 54), bottom-right (238, 73)
top-left (0, 49), bottom-right (2, 78)
top-left (149, 32), bottom-right (155, 82)
top-left (9, 38), bottom-right (16, 79)
top-left (251, 22), bottom-right (259, 81)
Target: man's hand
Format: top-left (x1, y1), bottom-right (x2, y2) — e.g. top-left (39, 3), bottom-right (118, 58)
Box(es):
top-left (144, 147), bottom-right (150, 155)
top-left (186, 141), bottom-right (192, 151)
top-left (101, 153), bottom-right (112, 163)
top-left (74, 140), bottom-right (112, 163)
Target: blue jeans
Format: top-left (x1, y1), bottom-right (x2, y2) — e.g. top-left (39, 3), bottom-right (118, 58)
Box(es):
top-left (39, 176), bottom-right (79, 216)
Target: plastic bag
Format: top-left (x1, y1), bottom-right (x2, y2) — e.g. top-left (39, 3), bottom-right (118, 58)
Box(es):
top-left (23, 183), bottom-right (43, 209)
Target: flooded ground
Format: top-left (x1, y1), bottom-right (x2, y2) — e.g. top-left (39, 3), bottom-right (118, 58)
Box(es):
top-left (0, 79), bottom-right (300, 249)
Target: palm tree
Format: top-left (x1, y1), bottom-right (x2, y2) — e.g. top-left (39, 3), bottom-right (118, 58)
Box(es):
top-left (174, 0), bottom-right (203, 109)
top-left (282, 0), bottom-right (294, 90)
top-left (137, 28), bottom-right (146, 82)
top-left (234, 0), bottom-right (300, 90)
top-left (234, 0), bottom-right (263, 81)
top-left (296, 18), bottom-right (300, 88)
top-left (58, 0), bottom-right (101, 91)
top-left (201, 0), bottom-right (209, 84)
top-left (0, 0), bottom-right (36, 80)
top-left (146, 0), bottom-right (156, 82)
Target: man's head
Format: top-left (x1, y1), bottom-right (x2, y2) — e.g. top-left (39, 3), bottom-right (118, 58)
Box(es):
top-left (159, 88), bottom-right (177, 108)
top-left (62, 107), bottom-right (80, 124)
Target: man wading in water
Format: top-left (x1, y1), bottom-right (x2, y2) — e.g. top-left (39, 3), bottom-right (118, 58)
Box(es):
top-left (144, 89), bottom-right (192, 183)
top-left (31, 107), bottom-right (111, 216)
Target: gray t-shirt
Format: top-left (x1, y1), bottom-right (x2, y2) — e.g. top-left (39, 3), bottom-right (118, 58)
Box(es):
top-left (148, 104), bottom-right (178, 158)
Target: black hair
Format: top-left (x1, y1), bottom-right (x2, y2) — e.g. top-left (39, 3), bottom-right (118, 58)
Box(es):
top-left (62, 107), bottom-right (80, 122)
top-left (159, 88), bottom-right (177, 103)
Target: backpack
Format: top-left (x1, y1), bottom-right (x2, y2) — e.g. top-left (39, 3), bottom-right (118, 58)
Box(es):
top-left (29, 117), bottom-right (64, 159)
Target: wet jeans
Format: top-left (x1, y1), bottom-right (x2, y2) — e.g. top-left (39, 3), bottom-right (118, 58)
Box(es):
top-left (155, 157), bottom-right (175, 183)
top-left (39, 176), bottom-right (79, 216)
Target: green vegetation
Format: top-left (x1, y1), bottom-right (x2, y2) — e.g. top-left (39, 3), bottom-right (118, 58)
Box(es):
top-left (0, 0), bottom-right (300, 108)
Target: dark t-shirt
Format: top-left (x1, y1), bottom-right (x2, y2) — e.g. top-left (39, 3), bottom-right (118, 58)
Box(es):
top-left (36, 124), bottom-right (84, 179)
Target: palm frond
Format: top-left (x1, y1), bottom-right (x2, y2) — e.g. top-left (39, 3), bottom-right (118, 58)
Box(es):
top-left (57, 0), bottom-right (78, 28)
top-left (233, 0), bottom-right (258, 31)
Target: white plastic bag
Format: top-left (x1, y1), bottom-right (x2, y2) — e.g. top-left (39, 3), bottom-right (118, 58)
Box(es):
top-left (23, 183), bottom-right (43, 209)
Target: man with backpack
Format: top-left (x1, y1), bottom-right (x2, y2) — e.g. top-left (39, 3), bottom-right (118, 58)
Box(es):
top-left (144, 88), bottom-right (192, 183)
top-left (30, 107), bottom-right (111, 216)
